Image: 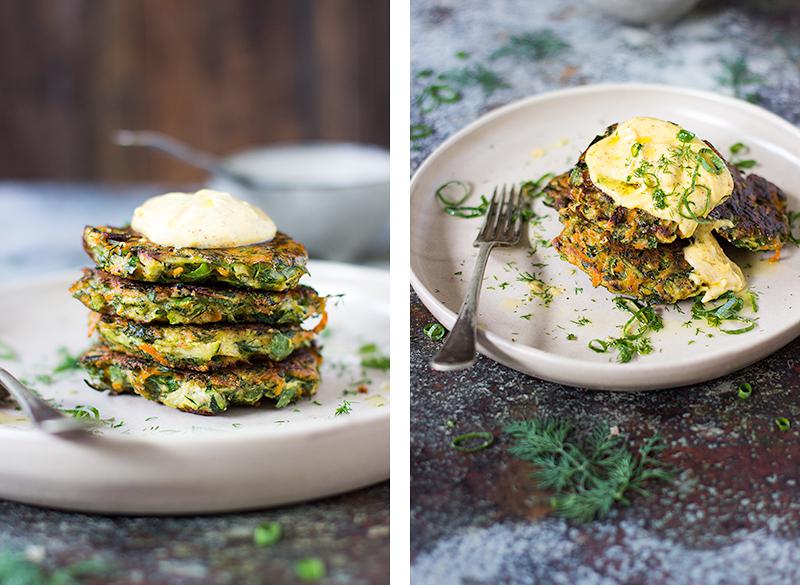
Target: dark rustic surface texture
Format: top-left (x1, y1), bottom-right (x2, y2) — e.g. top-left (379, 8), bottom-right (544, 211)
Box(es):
top-left (411, 291), bottom-right (800, 584)
top-left (411, 0), bottom-right (800, 583)
top-left (0, 0), bottom-right (388, 182)
top-left (0, 482), bottom-right (389, 585)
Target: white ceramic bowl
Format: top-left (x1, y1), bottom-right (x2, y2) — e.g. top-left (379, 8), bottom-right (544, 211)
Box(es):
top-left (209, 142), bottom-right (389, 262)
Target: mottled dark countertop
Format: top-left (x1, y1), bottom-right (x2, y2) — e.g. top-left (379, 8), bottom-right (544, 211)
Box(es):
top-left (411, 0), bottom-right (800, 583)
top-left (0, 484), bottom-right (389, 585)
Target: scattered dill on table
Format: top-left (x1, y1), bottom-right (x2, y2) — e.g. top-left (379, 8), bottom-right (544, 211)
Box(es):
top-left (717, 55), bottom-right (761, 102)
top-left (491, 30), bottom-right (570, 62)
top-left (505, 418), bottom-right (672, 522)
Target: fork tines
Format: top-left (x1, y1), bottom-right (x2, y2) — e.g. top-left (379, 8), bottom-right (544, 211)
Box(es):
top-left (477, 184), bottom-right (523, 245)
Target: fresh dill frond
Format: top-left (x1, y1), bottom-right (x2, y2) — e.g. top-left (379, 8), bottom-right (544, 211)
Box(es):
top-left (491, 30), bottom-right (569, 62)
top-left (438, 63), bottom-right (510, 97)
top-left (717, 55), bottom-right (761, 101)
top-left (335, 400), bottom-right (352, 416)
top-left (504, 418), bottom-right (672, 522)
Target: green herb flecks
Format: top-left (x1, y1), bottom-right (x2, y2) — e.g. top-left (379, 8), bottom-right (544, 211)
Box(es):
top-left (452, 431), bottom-right (494, 452)
top-left (491, 30), bottom-right (569, 62)
top-left (589, 297), bottom-right (663, 363)
top-left (253, 521), bottom-right (282, 547)
top-left (423, 323), bottom-right (446, 341)
top-left (0, 550), bottom-right (112, 585)
top-left (438, 63), bottom-right (510, 97)
top-left (53, 347), bottom-right (81, 373)
top-left (335, 399), bottom-right (352, 416)
top-left (505, 418), bottom-right (672, 522)
top-left (64, 404), bottom-right (124, 429)
top-left (717, 55), bottom-right (762, 102)
top-left (518, 272), bottom-right (559, 307)
top-left (0, 340), bottom-right (18, 361)
top-left (295, 557), bottom-right (326, 582)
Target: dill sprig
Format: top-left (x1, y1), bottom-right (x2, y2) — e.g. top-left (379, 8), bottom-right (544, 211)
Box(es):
top-left (717, 55), bottom-right (761, 102)
top-left (491, 30), bottom-right (569, 62)
top-left (438, 63), bottom-right (509, 98)
top-left (504, 418), bottom-right (672, 522)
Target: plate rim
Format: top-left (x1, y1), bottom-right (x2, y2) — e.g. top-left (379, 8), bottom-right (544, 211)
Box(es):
top-left (0, 259), bottom-right (390, 444)
top-left (410, 83), bottom-right (800, 388)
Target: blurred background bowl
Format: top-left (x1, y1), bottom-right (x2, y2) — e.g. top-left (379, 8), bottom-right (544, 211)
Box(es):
top-left (209, 142), bottom-right (389, 261)
top-left (586, 0), bottom-right (701, 25)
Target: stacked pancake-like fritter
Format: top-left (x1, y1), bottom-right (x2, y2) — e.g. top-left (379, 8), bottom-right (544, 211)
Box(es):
top-left (71, 226), bottom-right (325, 415)
top-left (545, 125), bottom-right (790, 304)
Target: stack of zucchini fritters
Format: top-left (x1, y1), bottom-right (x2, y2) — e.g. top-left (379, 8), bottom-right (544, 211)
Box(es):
top-left (544, 124), bottom-right (791, 304)
top-left (70, 226), bottom-right (326, 415)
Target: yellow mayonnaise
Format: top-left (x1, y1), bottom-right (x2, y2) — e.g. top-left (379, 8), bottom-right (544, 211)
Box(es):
top-left (585, 117), bottom-right (734, 238)
top-left (131, 189), bottom-right (276, 249)
top-left (683, 225), bottom-right (746, 302)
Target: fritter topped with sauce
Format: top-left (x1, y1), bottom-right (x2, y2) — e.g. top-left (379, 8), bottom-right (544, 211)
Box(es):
top-left (83, 226), bottom-right (308, 291)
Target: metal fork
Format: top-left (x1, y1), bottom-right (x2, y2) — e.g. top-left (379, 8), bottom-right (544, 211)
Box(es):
top-left (431, 184), bottom-right (523, 371)
top-left (0, 367), bottom-right (96, 436)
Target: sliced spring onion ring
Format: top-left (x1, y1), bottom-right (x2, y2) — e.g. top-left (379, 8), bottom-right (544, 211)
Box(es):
top-left (451, 431), bottom-right (495, 452)
top-left (737, 382), bottom-right (752, 399)
top-left (423, 323), bottom-right (446, 341)
top-left (775, 417), bottom-right (791, 432)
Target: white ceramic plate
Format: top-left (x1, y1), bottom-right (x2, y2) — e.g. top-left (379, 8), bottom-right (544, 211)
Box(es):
top-left (411, 84), bottom-right (800, 390)
top-left (0, 261), bottom-right (389, 514)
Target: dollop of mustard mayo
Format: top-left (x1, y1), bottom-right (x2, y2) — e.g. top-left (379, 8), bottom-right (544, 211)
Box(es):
top-left (131, 189), bottom-right (276, 249)
top-left (683, 225), bottom-right (746, 302)
top-left (585, 116), bottom-right (734, 238)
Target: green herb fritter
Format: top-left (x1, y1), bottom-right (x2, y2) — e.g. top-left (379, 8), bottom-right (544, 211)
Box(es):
top-left (80, 344), bottom-right (322, 415)
top-left (70, 268), bottom-right (325, 325)
top-left (710, 165), bottom-right (789, 254)
top-left (547, 126), bottom-right (790, 253)
top-left (83, 226), bottom-right (308, 290)
top-left (94, 315), bottom-right (318, 372)
top-left (552, 209), bottom-right (701, 304)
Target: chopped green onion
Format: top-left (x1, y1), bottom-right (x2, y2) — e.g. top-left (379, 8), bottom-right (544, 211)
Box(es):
top-left (435, 181), bottom-right (490, 218)
top-left (696, 148), bottom-right (726, 175)
top-left (729, 142), bottom-right (747, 154)
top-left (643, 173), bottom-right (659, 189)
top-left (411, 123), bottom-right (434, 141)
top-left (423, 323), bottom-right (446, 341)
top-left (775, 417), bottom-right (791, 432)
top-left (253, 521), bottom-right (282, 547)
top-left (734, 159), bottom-right (757, 169)
top-left (295, 558), bottom-right (326, 582)
top-left (737, 382), bottom-right (752, 399)
top-left (630, 142), bottom-right (643, 156)
top-left (451, 431), bottom-right (494, 452)
top-left (588, 339), bottom-right (609, 353)
top-left (677, 129), bottom-right (696, 142)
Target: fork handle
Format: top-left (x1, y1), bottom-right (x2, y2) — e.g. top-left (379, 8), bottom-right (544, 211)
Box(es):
top-left (431, 243), bottom-right (495, 371)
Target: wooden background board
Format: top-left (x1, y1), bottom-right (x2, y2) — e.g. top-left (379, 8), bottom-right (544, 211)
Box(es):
top-left (0, 0), bottom-right (389, 182)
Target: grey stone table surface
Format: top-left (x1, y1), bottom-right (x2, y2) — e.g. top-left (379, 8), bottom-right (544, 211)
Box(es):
top-left (0, 183), bottom-right (388, 585)
top-left (411, 1), bottom-right (800, 584)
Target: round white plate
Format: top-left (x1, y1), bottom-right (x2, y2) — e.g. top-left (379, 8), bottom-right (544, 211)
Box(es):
top-left (0, 261), bottom-right (389, 514)
top-left (411, 84), bottom-right (800, 391)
